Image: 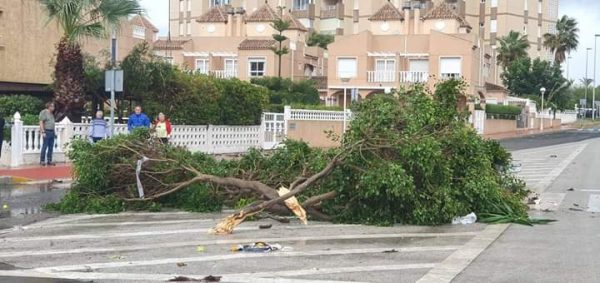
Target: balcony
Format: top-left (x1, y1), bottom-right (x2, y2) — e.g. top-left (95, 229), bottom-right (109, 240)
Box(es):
top-left (211, 70), bottom-right (237, 79)
top-left (367, 71), bottom-right (429, 84)
top-left (440, 73), bottom-right (462, 80)
top-left (321, 3), bottom-right (343, 19)
top-left (367, 71), bottom-right (396, 83)
top-left (399, 71), bottom-right (429, 83)
top-left (291, 4), bottom-right (315, 19)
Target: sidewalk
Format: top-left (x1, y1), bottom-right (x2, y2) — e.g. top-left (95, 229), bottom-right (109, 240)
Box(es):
top-left (484, 125), bottom-right (574, 140)
top-left (0, 164), bottom-right (71, 182)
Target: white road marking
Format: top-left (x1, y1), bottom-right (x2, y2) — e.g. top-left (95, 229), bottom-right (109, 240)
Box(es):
top-left (581, 190), bottom-right (600, 192)
top-left (23, 219), bottom-right (217, 229)
top-left (0, 232), bottom-right (475, 258)
top-left (24, 211), bottom-right (196, 228)
top-left (0, 224), bottom-right (357, 242)
top-left (0, 269), bottom-right (367, 283)
top-left (35, 246), bottom-right (457, 272)
top-left (587, 195), bottom-right (600, 213)
top-left (416, 224), bottom-right (509, 283)
top-left (227, 263), bottom-right (436, 278)
top-left (531, 144), bottom-right (587, 192)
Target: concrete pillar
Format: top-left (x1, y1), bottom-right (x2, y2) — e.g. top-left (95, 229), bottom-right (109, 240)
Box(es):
top-left (10, 112), bottom-right (23, 167)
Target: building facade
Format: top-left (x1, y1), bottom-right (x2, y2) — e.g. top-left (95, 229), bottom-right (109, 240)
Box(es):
top-left (0, 0), bottom-right (158, 94)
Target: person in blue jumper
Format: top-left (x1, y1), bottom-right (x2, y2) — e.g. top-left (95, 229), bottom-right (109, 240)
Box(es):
top-left (127, 105), bottom-right (150, 132)
top-left (88, 110), bottom-right (109, 143)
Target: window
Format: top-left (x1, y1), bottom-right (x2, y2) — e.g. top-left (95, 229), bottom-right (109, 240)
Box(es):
top-left (440, 57), bottom-right (462, 79)
top-left (375, 59), bottom-right (395, 82)
top-left (179, 0), bottom-right (184, 12)
top-left (186, 22), bottom-right (191, 35)
top-left (195, 59), bottom-right (209, 74)
top-left (409, 59), bottom-right (429, 73)
top-left (293, 0), bottom-right (310, 10)
top-left (210, 0), bottom-right (230, 6)
top-left (179, 23), bottom-right (184, 35)
top-left (248, 58), bottom-right (266, 77)
top-left (538, 0), bottom-right (542, 14)
top-left (225, 58), bottom-right (237, 77)
top-left (132, 25), bottom-right (145, 39)
top-left (187, 0), bottom-right (192, 11)
top-left (165, 57), bottom-right (174, 65)
top-left (490, 20), bottom-right (497, 33)
top-left (491, 0), bottom-right (497, 7)
top-left (524, 0), bottom-right (528, 10)
top-left (337, 58), bottom-right (357, 78)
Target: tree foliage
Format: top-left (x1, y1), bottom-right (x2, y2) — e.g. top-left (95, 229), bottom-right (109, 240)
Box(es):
top-left (270, 16), bottom-right (290, 78)
top-left (251, 77), bottom-right (320, 107)
top-left (51, 80), bottom-right (530, 227)
top-left (543, 15), bottom-right (579, 65)
top-left (497, 31), bottom-right (530, 69)
top-left (307, 32), bottom-right (335, 50)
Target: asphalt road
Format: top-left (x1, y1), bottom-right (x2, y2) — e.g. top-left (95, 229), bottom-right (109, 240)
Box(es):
top-left (499, 127), bottom-right (600, 151)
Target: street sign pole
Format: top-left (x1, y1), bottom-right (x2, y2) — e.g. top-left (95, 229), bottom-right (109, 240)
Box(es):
top-left (110, 30), bottom-right (117, 136)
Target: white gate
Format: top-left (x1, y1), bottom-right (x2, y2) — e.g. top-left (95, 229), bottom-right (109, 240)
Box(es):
top-left (473, 110), bottom-right (485, 134)
top-left (262, 112), bottom-right (285, 149)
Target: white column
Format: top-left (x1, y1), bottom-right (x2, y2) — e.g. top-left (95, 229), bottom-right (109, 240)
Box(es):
top-left (284, 105), bottom-right (292, 136)
top-left (10, 112), bottom-right (23, 167)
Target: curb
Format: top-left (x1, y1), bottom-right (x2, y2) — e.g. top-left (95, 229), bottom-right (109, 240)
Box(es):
top-left (0, 176), bottom-right (33, 185)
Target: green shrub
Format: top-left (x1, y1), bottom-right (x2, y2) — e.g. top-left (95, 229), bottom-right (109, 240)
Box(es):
top-left (251, 77), bottom-right (320, 106)
top-left (0, 95), bottom-right (44, 118)
top-left (486, 104), bottom-right (522, 115)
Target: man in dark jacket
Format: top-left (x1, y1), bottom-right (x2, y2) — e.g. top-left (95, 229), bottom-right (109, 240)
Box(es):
top-left (127, 105), bottom-right (150, 132)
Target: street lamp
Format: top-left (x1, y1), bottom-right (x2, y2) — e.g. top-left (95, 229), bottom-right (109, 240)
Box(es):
top-left (540, 87), bottom-right (546, 131)
top-left (340, 77), bottom-right (351, 133)
top-left (593, 34), bottom-right (600, 120)
top-left (586, 48), bottom-right (592, 109)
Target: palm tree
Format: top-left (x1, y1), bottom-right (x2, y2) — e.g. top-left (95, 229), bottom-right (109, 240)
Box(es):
top-left (38, 0), bottom-right (143, 121)
top-left (496, 31), bottom-right (530, 69)
top-left (543, 15), bottom-right (579, 65)
top-left (580, 78), bottom-right (593, 88)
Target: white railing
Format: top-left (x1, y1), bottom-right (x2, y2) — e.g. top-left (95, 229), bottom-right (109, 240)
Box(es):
top-left (287, 108), bottom-right (351, 121)
top-left (440, 73), bottom-right (461, 80)
top-left (81, 116), bottom-right (129, 124)
top-left (262, 112), bottom-right (285, 149)
top-left (399, 71), bottom-right (429, 83)
top-left (539, 111), bottom-right (578, 124)
top-left (367, 71), bottom-right (396, 83)
top-left (212, 70), bottom-right (237, 79)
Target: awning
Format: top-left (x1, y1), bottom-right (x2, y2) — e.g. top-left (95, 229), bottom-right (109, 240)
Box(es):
top-left (211, 52), bottom-right (238, 57)
top-left (182, 52), bottom-right (209, 57)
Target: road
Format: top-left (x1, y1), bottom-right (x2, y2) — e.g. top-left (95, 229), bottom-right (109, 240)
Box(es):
top-left (1, 129), bottom-right (599, 282)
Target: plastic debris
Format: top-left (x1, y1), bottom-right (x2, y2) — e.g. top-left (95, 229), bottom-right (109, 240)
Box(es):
top-left (452, 212), bottom-right (477, 225)
top-left (108, 255), bottom-right (126, 260)
top-left (259, 224), bottom-right (272, 229)
top-left (176, 262), bottom-right (187, 267)
top-left (382, 249), bottom-right (398, 253)
top-left (230, 242), bottom-right (283, 253)
top-left (168, 275), bottom-right (221, 282)
top-left (509, 163), bottom-right (522, 173)
top-left (567, 188), bottom-right (575, 191)
top-left (196, 246), bottom-right (205, 253)
top-left (550, 155), bottom-right (558, 158)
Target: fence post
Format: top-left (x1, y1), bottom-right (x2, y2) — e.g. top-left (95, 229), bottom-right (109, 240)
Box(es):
top-left (58, 117), bottom-right (74, 152)
top-left (206, 125), bottom-right (214, 154)
top-left (284, 106), bottom-right (291, 136)
top-left (10, 112), bottom-right (23, 167)
top-left (259, 113), bottom-right (267, 149)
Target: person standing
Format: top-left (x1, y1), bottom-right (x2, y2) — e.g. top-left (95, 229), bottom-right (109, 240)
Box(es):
top-left (0, 116), bottom-right (5, 159)
top-left (88, 111), bottom-right (108, 143)
top-left (153, 113), bottom-right (172, 144)
top-left (39, 102), bottom-right (56, 166)
top-left (127, 105), bottom-right (150, 133)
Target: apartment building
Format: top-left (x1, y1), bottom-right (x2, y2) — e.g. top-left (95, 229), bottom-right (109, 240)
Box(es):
top-left (0, 0), bottom-right (158, 94)
top-left (160, 2), bottom-right (327, 90)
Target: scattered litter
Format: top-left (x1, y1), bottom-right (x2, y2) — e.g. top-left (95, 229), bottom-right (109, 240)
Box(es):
top-left (573, 203), bottom-right (580, 207)
top-left (528, 195), bottom-right (540, 205)
top-left (382, 249), bottom-right (398, 253)
top-left (278, 187), bottom-right (308, 225)
top-left (452, 212), bottom-right (477, 225)
top-left (509, 163), bottom-right (522, 173)
top-left (542, 209), bottom-right (552, 212)
top-left (52, 179), bottom-right (64, 183)
top-left (108, 255), bottom-right (126, 260)
top-left (168, 275), bottom-right (222, 282)
top-left (231, 242), bottom-right (283, 253)
top-left (176, 262), bottom-right (187, 267)
top-left (567, 188), bottom-right (575, 191)
top-left (569, 207), bottom-right (584, 212)
top-left (259, 224), bottom-right (272, 229)
top-left (196, 246), bottom-right (205, 253)
top-left (550, 155), bottom-right (558, 158)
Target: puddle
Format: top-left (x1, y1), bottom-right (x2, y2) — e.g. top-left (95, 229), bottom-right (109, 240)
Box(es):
top-left (0, 182), bottom-right (68, 219)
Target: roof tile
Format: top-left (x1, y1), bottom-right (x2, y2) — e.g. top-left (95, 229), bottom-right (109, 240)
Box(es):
top-left (238, 39), bottom-right (277, 50)
top-left (422, 3), bottom-right (472, 28)
top-left (197, 5), bottom-right (228, 23)
top-left (246, 4), bottom-right (279, 22)
top-left (369, 2), bottom-right (404, 21)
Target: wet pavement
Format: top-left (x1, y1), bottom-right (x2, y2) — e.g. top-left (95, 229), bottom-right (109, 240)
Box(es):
top-left (0, 181), bottom-right (68, 230)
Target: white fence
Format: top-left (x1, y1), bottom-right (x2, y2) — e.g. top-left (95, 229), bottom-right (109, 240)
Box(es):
top-left (539, 110), bottom-right (578, 124)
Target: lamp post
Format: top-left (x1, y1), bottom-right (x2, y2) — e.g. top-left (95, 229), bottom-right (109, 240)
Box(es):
top-left (566, 55), bottom-right (572, 80)
top-left (586, 48), bottom-right (592, 109)
top-left (593, 34), bottom-right (600, 120)
top-left (341, 77), bottom-right (351, 132)
top-left (540, 87), bottom-right (546, 131)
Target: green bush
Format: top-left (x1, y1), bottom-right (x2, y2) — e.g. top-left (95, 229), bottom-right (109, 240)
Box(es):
top-left (251, 77), bottom-right (320, 106)
top-left (0, 95), bottom-right (44, 118)
top-left (486, 104), bottom-right (522, 115)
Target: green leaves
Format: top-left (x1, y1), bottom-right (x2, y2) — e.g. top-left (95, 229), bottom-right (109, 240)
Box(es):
top-left (307, 32), bottom-right (335, 50)
top-left (479, 203), bottom-right (557, 226)
top-left (497, 31), bottom-right (530, 69)
top-left (543, 15), bottom-right (579, 65)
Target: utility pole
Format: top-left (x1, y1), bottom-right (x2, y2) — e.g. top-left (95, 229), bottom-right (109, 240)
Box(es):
top-left (110, 29), bottom-right (117, 136)
top-left (594, 35), bottom-right (600, 120)
top-left (586, 48), bottom-right (591, 108)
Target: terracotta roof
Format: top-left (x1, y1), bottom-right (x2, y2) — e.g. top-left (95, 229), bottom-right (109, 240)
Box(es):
top-left (283, 13), bottom-right (308, 31)
top-left (197, 5), bottom-right (228, 23)
top-left (369, 2), bottom-right (404, 21)
top-left (485, 82), bottom-right (506, 92)
top-left (238, 39), bottom-right (277, 50)
top-left (153, 39), bottom-right (189, 50)
top-left (130, 15), bottom-right (159, 32)
top-left (422, 3), bottom-right (472, 29)
top-left (246, 4), bottom-right (279, 22)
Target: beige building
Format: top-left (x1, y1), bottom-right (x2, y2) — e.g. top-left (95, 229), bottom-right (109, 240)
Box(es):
top-left (0, 0), bottom-right (158, 94)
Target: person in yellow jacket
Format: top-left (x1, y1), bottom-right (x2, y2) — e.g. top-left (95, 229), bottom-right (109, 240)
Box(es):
top-left (152, 113), bottom-right (172, 144)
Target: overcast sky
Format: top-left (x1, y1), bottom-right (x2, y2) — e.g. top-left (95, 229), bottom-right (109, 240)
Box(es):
top-left (139, 0), bottom-right (600, 84)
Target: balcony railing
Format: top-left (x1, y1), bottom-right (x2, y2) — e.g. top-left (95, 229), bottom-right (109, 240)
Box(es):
top-left (367, 71), bottom-right (396, 83)
top-left (440, 73), bottom-right (461, 80)
top-left (211, 70), bottom-right (237, 79)
top-left (321, 5), bottom-right (339, 19)
top-left (399, 71), bottom-right (429, 83)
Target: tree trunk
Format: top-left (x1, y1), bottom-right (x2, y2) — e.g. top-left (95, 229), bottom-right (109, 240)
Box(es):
top-left (54, 38), bottom-right (86, 122)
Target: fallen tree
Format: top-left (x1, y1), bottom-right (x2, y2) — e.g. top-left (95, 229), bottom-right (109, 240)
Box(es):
top-left (51, 80), bottom-right (533, 232)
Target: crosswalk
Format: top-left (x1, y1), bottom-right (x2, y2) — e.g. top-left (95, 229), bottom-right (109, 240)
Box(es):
top-left (0, 212), bottom-right (507, 283)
